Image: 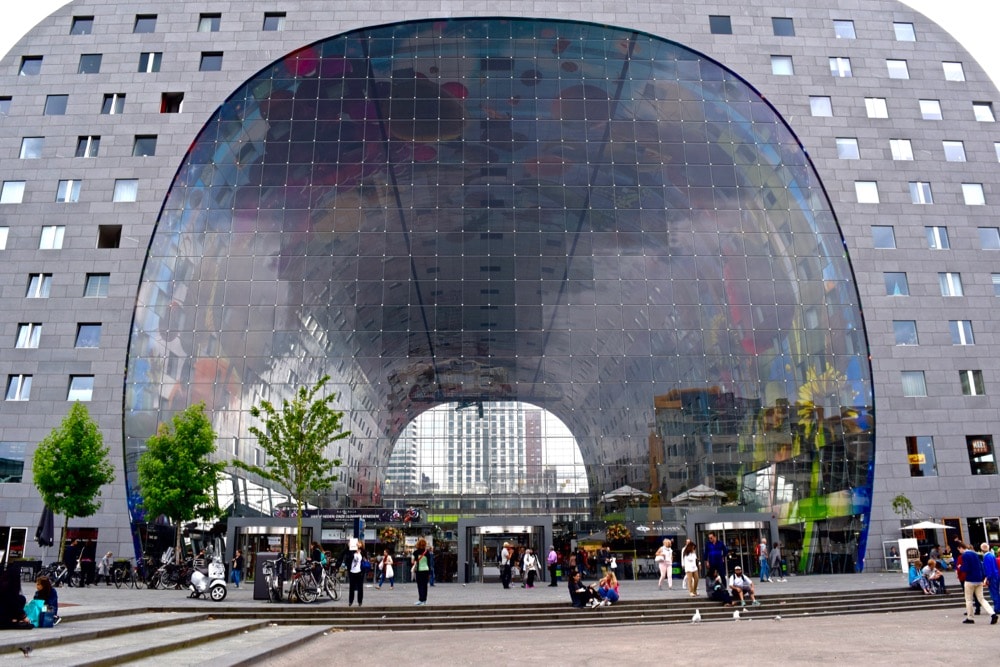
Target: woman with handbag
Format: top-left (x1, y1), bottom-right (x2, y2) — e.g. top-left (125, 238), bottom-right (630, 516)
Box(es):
top-left (377, 549), bottom-right (395, 589)
top-left (523, 547), bottom-right (539, 588)
top-left (655, 538), bottom-right (673, 590)
top-left (682, 541), bottom-right (700, 597)
top-left (347, 541), bottom-right (368, 607)
top-left (411, 538), bottom-right (431, 605)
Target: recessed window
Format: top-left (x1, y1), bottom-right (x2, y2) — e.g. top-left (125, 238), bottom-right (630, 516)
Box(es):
top-left (872, 226), bottom-right (895, 249)
top-left (979, 227), bottom-right (1000, 250)
top-left (26, 274), bottom-right (51, 298)
top-left (134, 15), bottom-right (157, 33)
top-left (1, 181), bottom-right (26, 204)
top-left (926, 226), bottom-right (950, 250)
top-left (908, 181), bottom-right (933, 204)
top-left (67, 375), bottom-right (94, 402)
top-left (893, 320), bottom-right (918, 345)
top-left (992, 274), bottom-right (1000, 296)
top-left (199, 52), bottom-right (224, 72)
top-left (15, 323), bottom-right (41, 349)
top-left (901, 371), bottom-right (927, 397)
top-left (71, 16), bottom-right (94, 35)
top-left (884, 272), bottom-right (909, 296)
top-left (995, 142), bottom-right (1000, 162)
top-left (5, 375), bottom-right (32, 401)
top-left (39, 225), bottom-right (65, 249)
top-left (0, 97), bottom-right (10, 115)
top-left (865, 98), bottom-right (888, 119)
top-left (138, 52), bottom-right (162, 73)
top-left (809, 96), bottom-right (833, 117)
top-left (76, 136), bottom-right (100, 158)
top-left (133, 135), bottom-right (157, 157)
top-left (836, 137), bottom-right (859, 159)
top-left (906, 436), bottom-right (938, 477)
top-left (893, 22), bottom-right (916, 42)
top-left (939, 272), bottom-right (964, 297)
top-left (161, 92), bottom-right (184, 114)
top-left (973, 102), bottom-right (995, 122)
top-left (44, 95), bottom-right (68, 116)
top-left (833, 20), bottom-right (856, 39)
top-left (950, 320), bottom-right (975, 345)
top-left (75, 323), bottom-right (102, 348)
top-left (56, 180), bottom-right (82, 203)
top-left (829, 57), bottom-right (852, 77)
top-left (772, 17), bottom-right (795, 36)
top-left (942, 62), bottom-right (965, 81)
top-left (97, 225), bottom-right (121, 249)
top-left (855, 181), bottom-right (880, 203)
top-left (113, 179), bottom-right (138, 202)
top-left (889, 139), bottom-right (913, 161)
top-left (942, 140), bottom-right (966, 162)
top-left (918, 99), bottom-right (942, 120)
top-left (886, 60), bottom-right (909, 79)
top-left (0, 227), bottom-right (7, 249)
top-left (198, 13), bottom-right (221, 32)
top-left (263, 12), bottom-right (286, 31)
top-left (84, 273), bottom-right (110, 298)
top-left (101, 93), bottom-right (125, 115)
top-left (960, 370), bottom-right (985, 396)
top-left (78, 54), bottom-right (102, 74)
top-left (967, 436), bottom-right (996, 475)
top-left (771, 56), bottom-right (794, 76)
top-left (962, 183), bottom-right (985, 206)
top-left (19, 137), bottom-right (43, 159)
top-left (19, 56), bottom-right (42, 76)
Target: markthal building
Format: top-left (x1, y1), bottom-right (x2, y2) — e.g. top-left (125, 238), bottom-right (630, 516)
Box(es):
top-left (1, 0), bottom-right (998, 578)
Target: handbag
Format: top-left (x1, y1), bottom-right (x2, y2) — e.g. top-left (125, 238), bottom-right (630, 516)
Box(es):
top-left (24, 599), bottom-right (45, 627)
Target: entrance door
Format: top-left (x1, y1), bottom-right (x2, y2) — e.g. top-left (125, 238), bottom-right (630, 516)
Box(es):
top-left (466, 526), bottom-right (545, 583)
top-left (696, 521), bottom-right (771, 577)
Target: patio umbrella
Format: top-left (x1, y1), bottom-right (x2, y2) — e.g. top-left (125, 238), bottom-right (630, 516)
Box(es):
top-left (599, 485), bottom-right (651, 504)
top-left (35, 505), bottom-right (54, 548)
top-left (899, 521), bottom-right (954, 531)
top-left (670, 484), bottom-right (727, 504)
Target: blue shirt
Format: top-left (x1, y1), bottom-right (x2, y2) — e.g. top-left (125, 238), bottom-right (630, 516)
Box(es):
top-left (960, 550), bottom-right (985, 583)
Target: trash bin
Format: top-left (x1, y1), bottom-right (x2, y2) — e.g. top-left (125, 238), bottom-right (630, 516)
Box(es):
top-left (253, 552), bottom-right (280, 601)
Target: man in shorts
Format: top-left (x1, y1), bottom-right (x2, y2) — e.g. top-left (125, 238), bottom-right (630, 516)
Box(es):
top-left (728, 565), bottom-right (761, 607)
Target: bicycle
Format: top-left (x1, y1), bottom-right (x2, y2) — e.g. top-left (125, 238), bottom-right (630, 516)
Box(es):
top-left (287, 560), bottom-right (320, 603)
top-left (262, 554), bottom-right (290, 602)
top-left (321, 563), bottom-right (342, 601)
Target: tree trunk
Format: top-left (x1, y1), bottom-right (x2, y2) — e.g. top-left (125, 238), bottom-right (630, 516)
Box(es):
top-left (175, 518), bottom-right (183, 564)
top-left (58, 515), bottom-right (68, 561)
top-left (296, 500), bottom-right (304, 563)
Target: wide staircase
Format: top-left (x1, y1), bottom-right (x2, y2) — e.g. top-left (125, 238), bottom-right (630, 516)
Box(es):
top-left (0, 587), bottom-right (962, 666)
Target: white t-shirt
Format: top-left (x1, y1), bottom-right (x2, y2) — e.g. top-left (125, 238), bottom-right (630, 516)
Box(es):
top-left (729, 573), bottom-right (752, 589)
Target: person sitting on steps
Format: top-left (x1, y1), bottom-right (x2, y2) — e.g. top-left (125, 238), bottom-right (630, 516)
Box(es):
top-left (728, 565), bottom-right (761, 606)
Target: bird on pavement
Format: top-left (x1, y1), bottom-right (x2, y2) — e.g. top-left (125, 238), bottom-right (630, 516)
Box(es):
top-left (733, 609), bottom-right (741, 621)
top-left (691, 609), bottom-right (701, 623)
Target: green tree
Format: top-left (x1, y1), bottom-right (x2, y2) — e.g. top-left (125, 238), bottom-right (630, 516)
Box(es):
top-left (33, 402), bottom-right (115, 560)
top-left (235, 375), bottom-right (348, 559)
top-left (137, 403), bottom-right (225, 563)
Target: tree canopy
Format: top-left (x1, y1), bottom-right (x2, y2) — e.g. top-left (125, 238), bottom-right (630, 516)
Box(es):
top-left (33, 402), bottom-right (115, 559)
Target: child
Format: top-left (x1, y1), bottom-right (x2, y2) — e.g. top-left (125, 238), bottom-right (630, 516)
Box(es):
top-left (34, 575), bottom-right (60, 626)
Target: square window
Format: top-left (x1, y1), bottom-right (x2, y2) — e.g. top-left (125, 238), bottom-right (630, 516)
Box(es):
top-left (942, 140), bottom-right (966, 162)
top-left (886, 60), bottom-right (909, 79)
top-left (133, 135), bottom-right (157, 157)
top-left (960, 370), bottom-right (985, 397)
top-left (75, 135), bottom-right (100, 158)
top-left (939, 272), bottom-right (963, 297)
top-left (919, 99), bottom-right (942, 120)
top-left (979, 227), bottom-right (1000, 250)
top-left (56, 180), bottom-right (81, 203)
top-left (890, 139), bottom-right (913, 160)
top-left (833, 20), bottom-right (856, 39)
top-left (161, 92), bottom-right (184, 114)
top-left (950, 320), bottom-right (975, 345)
top-left (809, 96), bottom-right (833, 117)
top-left (138, 52), bottom-right (162, 73)
top-left (19, 56), bottom-right (42, 76)
top-left (78, 54), bottom-right (102, 74)
top-left (97, 225), bottom-right (121, 249)
top-left (15, 323), bottom-right (41, 349)
top-left (0, 97), bottom-right (10, 115)
top-left (894, 22), bottom-right (916, 41)
top-left (101, 93), bottom-right (125, 115)
top-left (992, 274), bottom-right (1000, 296)
top-left (199, 52), bottom-right (223, 72)
top-left (942, 62), bottom-right (965, 81)
top-left (909, 181), bottom-right (933, 204)
top-left (872, 226), bottom-right (895, 249)
top-left (5, 375), bottom-right (32, 401)
top-left (855, 181), bottom-right (880, 203)
top-left (865, 98), bottom-right (888, 119)
top-left (134, 15), bottom-right (157, 33)
top-left (967, 436), bottom-right (996, 475)
top-left (901, 371), bottom-right (926, 397)
top-left (836, 137), bottom-right (859, 159)
top-left (19, 137), bottom-right (43, 159)
top-left (26, 274), bottom-right (51, 298)
top-left (67, 375), bottom-right (94, 402)
top-left (71, 16), bottom-right (94, 35)
top-left (962, 183), bottom-right (985, 205)
top-left (113, 179), bottom-right (138, 202)
top-left (771, 55), bottom-right (794, 76)
top-left (772, 17), bottom-right (795, 36)
top-left (44, 95), bottom-right (68, 116)
top-left (926, 226), bottom-right (950, 249)
top-left (75, 323), bottom-right (102, 348)
top-left (84, 273), bottom-right (110, 298)
top-left (884, 272), bottom-right (909, 296)
top-left (893, 320), bottom-right (918, 345)
top-left (39, 225), bottom-right (65, 249)
top-left (263, 12), bottom-right (286, 31)
top-left (1, 181), bottom-right (26, 204)
top-left (906, 436), bottom-right (938, 477)
top-left (829, 57), bottom-right (852, 77)
top-left (973, 102), bottom-right (995, 122)
top-left (199, 13), bottom-right (221, 32)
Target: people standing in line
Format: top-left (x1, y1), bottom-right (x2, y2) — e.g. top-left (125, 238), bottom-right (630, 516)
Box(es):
top-left (347, 540), bottom-right (368, 607)
top-left (231, 549), bottom-right (244, 589)
top-left (703, 533), bottom-right (728, 580)
top-left (499, 542), bottom-right (513, 589)
top-left (682, 541), bottom-right (700, 597)
top-left (758, 537), bottom-right (771, 582)
top-left (412, 538), bottom-right (431, 605)
top-left (957, 542), bottom-right (997, 624)
top-left (377, 549), bottom-right (395, 589)
top-left (655, 538), bottom-right (673, 590)
top-left (523, 547), bottom-right (540, 588)
top-left (63, 539), bottom-right (81, 587)
top-left (547, 545), bottom-right (560, 587)
top-left (770, 541), bottom-right (786, 582)
top-left (97, 551), bottom-right (113, 586)
top-left (981, 543), bottom-right (999, 607)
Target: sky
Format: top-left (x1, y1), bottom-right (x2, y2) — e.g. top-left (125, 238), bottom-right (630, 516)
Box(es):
top-left (1, 1), bottom-right (998, 87)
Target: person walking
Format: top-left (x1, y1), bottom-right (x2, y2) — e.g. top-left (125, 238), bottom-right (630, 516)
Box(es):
top-left (499, 542), bottom-right (513, 589)
top-left (981, 543), bottom-right (999, 607)
top-left (347, 541), bottom-right (368, 607)
top-left (412, 538), bottom-right (431, 605)
top-left (758, 537), bottom-right (771, 582)
top-left (957, 543), bottom-right (997, 624)
top-left (682, 541), bottom-right (700, 597)
top-left (655, 538), bottom-right (673, 590)
top-left (377, 549), bottom-right (395, 589)
top-left (63, 539), bottom-right (81, 587)
top-left (230, 549), bottom-right (244, 588)
top-left (97, 551), bottom-right (113, 586)
top-left (523, 547), bottom-right (540, 588)
top-left (547, 546), bottom-right (560, 587)
top-left (770, 542), bottom-right (786, 582)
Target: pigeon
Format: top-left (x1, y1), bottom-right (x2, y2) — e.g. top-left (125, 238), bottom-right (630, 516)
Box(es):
top-left (774, 615), bottom-right (782, 622)
top-left (19, 646), bottom-right (32, 657)
top-left (691, 609), bottom-right (702, 623)
top-left (733, 609), bottom-right (741, 621)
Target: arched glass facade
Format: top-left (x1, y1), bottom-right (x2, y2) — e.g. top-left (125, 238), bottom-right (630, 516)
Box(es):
top-left (125, 18), bottom-right (874, 563)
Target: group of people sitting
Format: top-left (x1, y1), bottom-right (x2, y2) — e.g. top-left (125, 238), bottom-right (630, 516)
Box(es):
top-left (908, 558), bottom-right (947, 594)
top-left (568, 571), bottom-right (620, 608)
top-left (1, 569), bottom-right (60, 630)
top-left (705, 565), bottom-right (762, 607)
